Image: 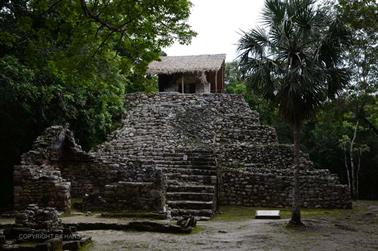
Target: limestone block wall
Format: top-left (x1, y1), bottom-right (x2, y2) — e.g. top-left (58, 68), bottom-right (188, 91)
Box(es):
top-left (58, 160), bottom-right (159, 197)
top-left (13, 167), bottom-right (71, 211)
top-left (217, 125), bottom-right (278, 145)
top-left (103, 181), bottom-right (165, 212)
top-left (220, 167), bottom-right (352, 209)
top-left (218, 144), bottom-right (309, 169)
top-left (54, 132), bottom-right (167, 212)
top-left (80, 166), bottom-right (166, 212)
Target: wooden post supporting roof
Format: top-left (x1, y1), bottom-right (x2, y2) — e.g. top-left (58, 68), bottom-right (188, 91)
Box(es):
top-left (215, 71), bottom-right (218, 93)
top-left (181, 75), bottom-right (184, 93)
top-left (221, 65), bottom-right (224, 93)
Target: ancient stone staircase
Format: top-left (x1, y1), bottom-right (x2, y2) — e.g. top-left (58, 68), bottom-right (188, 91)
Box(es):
top-left (156, 151), bottom-right (217, 220)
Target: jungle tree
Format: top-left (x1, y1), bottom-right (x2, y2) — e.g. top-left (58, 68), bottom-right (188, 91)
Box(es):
top-left (238, 0), bottom-right (350, 225)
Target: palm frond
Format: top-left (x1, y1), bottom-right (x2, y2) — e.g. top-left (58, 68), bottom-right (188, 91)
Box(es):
top-left (237, 27), bottom-right (270, 59)
top-left (319, 16), bottom-right (351, 67)
top-left (262, 0), bottom-right (286, 27)
top-left (325, 67), bottom-right (350, 98)
top-left (239, 56), bottom-right (279, 101)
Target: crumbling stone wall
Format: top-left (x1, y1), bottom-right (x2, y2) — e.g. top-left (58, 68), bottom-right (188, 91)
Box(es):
top-left (14, 125), bottom-right (166, 213)
top-left (13, 126), bottom-right (71, 211)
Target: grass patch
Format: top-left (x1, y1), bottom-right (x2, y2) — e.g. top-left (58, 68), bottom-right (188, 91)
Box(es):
top-left (214, 206), bottom-right (355, 221)
top-left (191, 225), bottom-right (205, 234)
top-left (17, 241), bottom-right (41, 248)
top-left (214, 206), bottom-right (254, 221)
top-left (79, 242), bottom-right (93, 251)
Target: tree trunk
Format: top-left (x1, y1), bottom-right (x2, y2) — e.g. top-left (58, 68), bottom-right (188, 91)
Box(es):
top-left (350, 121), bottom-right (358, 199)
top-left (289, 123), bottom-right (303, 226)
top-left (356, 149), bottom-right (361, 200)
top-left (343, 145), bottom-right (352, 195)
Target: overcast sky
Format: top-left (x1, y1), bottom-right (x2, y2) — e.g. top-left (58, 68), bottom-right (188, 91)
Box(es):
top-left (165, 0), bottom-right (266, 62)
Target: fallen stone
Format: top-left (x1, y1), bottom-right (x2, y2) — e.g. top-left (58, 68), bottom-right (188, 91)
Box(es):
top-left (177, 216), bottom-right (197, 228)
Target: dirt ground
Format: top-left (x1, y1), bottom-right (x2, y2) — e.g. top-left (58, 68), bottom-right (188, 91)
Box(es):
top-left (80, 201), bottom-right (378, 251)
top-left (1, 201), bottom-right (378, 250)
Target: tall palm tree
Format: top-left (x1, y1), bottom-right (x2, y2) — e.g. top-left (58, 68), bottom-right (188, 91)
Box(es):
top-left (238, 0), bottom-right (350, 225)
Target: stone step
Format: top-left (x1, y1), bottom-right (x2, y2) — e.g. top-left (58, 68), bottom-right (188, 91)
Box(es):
top-left (170, 209), bottom-right (214, 218)
top-left (157, 163), bottom-right (216, 170)
top-left (222, 115), bottom-right (259, 125)
top-left (117, 154), bottom-right (213, 159)
top-left (163, 153), bottom-right (214, 159)
top-left (219, 127), bottom-right (278, 144)
top-left (157, 158), bottom-right (215, 163)
top-left (162, 157), bottom-right (215, 162)
top-left (163, 168), bottom-right (217, 176)
top-left (167, 184), bottom-right (215, 193)
top-left (167, 200), bottom-right (214, 210)
top-left (166, 192), bottom-right (214, 201)
top-left (165, 173), bottom-right (217, 185)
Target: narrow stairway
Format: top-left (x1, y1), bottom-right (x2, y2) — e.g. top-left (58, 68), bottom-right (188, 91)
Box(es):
top-left (156, 150), bottom-right (217, 220)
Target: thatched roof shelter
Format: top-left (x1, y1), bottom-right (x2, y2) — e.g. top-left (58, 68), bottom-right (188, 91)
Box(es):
top-left (147, 54), bottom-right (226, 75)
top-left (147, 54), bottom-right (226, 93)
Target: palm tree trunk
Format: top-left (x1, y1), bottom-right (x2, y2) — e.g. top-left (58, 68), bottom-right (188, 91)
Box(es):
top-left (289, 123), bottom-right (303, 226)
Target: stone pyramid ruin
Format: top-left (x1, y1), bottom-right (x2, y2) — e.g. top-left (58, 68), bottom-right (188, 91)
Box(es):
top-left (14, 93), bottom-right (351, 219)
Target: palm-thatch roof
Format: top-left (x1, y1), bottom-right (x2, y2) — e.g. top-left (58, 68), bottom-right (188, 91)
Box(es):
top-left (147, 54), bottom-right (226, 75)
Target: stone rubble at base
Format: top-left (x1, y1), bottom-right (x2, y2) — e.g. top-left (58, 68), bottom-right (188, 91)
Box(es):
top-left (1, 204), bottom-right (91, 250)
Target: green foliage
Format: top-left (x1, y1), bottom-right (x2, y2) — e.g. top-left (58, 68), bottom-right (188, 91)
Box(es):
top-left (365, 100), bottom-right (378, 130)
top-left (0, 0), bottom-right (195, 148)
top-left (0, 0), bottom-right (195, 210)
top-left (301, 95), bottom-right (378, 199)
top-left (225, 61), bottom-right (242, 85)
top-left (337, 0), bottom-right (378, 93)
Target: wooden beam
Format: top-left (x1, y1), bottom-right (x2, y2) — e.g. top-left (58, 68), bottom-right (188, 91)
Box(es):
top-left (215, 71), bottom-right (218, 93)
top-left (221, 65), bottom-right (224, 93)
top-left (181, 75), bottom-right (184, 93)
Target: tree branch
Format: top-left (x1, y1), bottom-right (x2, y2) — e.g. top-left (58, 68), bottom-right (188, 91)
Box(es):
top-left (42, 0), bottom-right (65, 16)
top-left (79, 0), bottom-right (128, 32)
top-left (93, 30), bottom-right (114, 56)
top-left (362, 117), bottom-right (378, 136)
